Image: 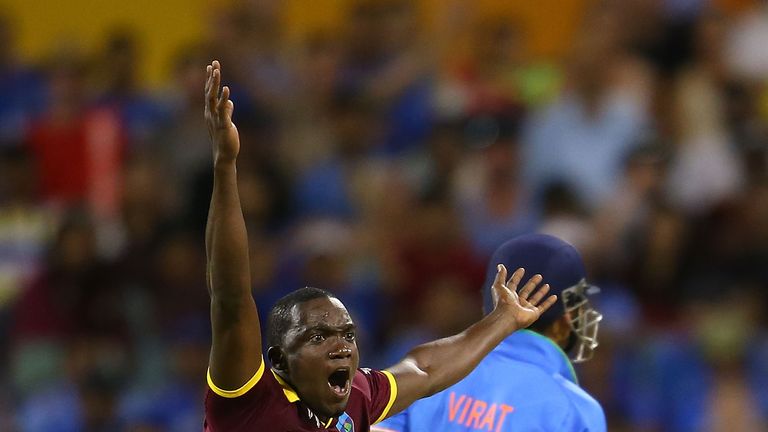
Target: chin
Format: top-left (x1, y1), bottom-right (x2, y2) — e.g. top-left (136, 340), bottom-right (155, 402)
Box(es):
top-left (328, 399), bottom-right (350, 417)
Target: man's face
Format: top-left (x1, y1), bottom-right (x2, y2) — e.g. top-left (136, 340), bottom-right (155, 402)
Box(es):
top-left (282, 297), bottom-right (359, 417)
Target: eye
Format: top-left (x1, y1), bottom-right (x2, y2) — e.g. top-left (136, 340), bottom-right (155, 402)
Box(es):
top-left (310, 334), bottom-right (325, 343)
top-left (344, 332), bottom-right (356, 342)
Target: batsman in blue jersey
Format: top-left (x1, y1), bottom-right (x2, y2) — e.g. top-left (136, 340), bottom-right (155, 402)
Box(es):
top-left (373, 234), bottom-right (606, 432)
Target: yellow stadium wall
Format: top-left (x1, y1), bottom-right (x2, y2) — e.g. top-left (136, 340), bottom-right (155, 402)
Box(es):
top-left (0, 0), bottom-right (211, 87)
top-left (1, 0), bottom-right (591, 87)
top-left (283, 0), bottom-right (592, 58)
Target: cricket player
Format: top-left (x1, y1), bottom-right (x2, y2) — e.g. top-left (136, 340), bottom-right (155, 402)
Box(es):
top-left (373, 234), bottom-right (606, 431)
top-left (202, 61), bottom-right (558, 431)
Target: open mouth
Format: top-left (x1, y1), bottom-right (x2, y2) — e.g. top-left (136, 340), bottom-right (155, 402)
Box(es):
top-left (327, 368), bottom-right (351, 398)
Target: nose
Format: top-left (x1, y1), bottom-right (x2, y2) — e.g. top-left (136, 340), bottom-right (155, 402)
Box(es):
top-left (328, 344), bottom-right (353, 360)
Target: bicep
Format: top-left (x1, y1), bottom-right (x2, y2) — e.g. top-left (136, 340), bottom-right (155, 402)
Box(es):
top-left (208, 293), bottom-right (263, 391)
top-left (385, 358), bottom-right (430, 417)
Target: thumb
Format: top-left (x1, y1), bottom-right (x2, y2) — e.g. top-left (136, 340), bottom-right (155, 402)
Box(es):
top-left (491, 264), bottom-right (507, 308)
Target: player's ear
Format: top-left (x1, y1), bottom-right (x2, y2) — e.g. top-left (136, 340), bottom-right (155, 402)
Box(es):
top-left (267, 346), bottom-right (287, 372)
top-left (551, 314), bottom-right (573, 348)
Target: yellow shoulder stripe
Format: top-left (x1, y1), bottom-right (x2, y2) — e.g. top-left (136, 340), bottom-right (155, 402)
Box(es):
top-left (207, 359), bottom-right (265, 398)
top-left (374, 370), bottom-right (398, 424)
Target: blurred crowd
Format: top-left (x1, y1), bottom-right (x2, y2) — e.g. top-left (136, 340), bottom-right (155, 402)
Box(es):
top-left (1, 0), bottom-right (767, 430)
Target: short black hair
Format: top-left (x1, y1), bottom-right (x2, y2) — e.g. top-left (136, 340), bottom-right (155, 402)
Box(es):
top-left (266, 287), bottom-right (335, 348)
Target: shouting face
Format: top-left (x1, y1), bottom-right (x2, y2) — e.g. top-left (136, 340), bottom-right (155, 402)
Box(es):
top-left (276, 296), bottom-right (359, 417)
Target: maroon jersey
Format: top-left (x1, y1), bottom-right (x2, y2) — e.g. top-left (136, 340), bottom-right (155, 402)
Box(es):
top-left (204, 361), bottom-right (397, 432)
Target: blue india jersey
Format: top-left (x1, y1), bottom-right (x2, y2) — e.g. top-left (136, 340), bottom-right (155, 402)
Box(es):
top-left (375, 330), bottom-right (606, 432)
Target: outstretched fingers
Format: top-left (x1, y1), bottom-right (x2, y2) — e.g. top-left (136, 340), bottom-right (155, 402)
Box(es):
top-left (517, 274), bottom-right (543, 300)
top-left (536, 294), bottom-right (558, 314)
top-left (218, 85), bottom-right (233, 120)
top-left (505, 267), bottom-right (525, 290)
top-left (206, 61), bottom-right (222, 114)
top-left (220, 85), bottom-right (230, 105)
top-left (527, 283), bottom-right (550, 306)
top-left (205, 64), bottom-right (212, 95)
top-left (491, 264), bottom-right (507, 303)
top-left (493, 264), bottom-right (508, 288)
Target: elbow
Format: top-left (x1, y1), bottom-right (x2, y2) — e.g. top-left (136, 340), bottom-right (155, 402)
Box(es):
top-left (403, 355), bottom-right (440, 397)
top-left (210, 294), bottom-right (245, 321)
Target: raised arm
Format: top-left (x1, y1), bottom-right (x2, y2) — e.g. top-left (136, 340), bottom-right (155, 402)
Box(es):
top-left (384, 265), bottom-right (556, 416)
top-left (204, 60), bottom-right (262, 390)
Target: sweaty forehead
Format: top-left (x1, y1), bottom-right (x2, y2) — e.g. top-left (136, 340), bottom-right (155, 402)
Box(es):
top-left (291, 296), bottom-right (352, 329)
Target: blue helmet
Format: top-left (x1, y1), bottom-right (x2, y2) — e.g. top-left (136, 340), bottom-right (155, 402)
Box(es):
top-left (482, 233), bottom-right (602, 362)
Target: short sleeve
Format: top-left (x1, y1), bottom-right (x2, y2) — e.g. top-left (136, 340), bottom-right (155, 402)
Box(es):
top-left (207, 359), bottom-right (266, 399)
top-left (355, 368), bottom-right (398, 424)
top-left (204, 360), bottom-right (278, 430)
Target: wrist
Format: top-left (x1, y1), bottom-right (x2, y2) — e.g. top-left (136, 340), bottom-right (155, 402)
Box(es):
top-left (487, 306), bottom-right (520, 334)
top-left (213, 157), bottom-right (237, 170)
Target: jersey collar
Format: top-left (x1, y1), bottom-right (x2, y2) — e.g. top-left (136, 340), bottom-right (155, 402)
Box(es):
top-left (270, 369), bottom-right (337, 429)
top-left (271, 369), bottom-right (301, 402)
top-left (498, 329), bottom-right (578, 384)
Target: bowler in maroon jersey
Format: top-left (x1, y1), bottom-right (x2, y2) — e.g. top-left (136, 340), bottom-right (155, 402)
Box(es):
top-left (202, 60), bottom-right (557, 431)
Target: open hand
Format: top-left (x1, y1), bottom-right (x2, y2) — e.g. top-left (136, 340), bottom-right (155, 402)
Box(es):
top-left (204, 60), bottom-right (240, 163)
top-left (491, 265), bottom-right (557, 331)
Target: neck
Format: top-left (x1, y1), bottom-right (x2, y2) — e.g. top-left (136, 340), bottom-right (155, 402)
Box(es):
top-left (300, 401), bottom-right (333, 427)
top-left (272, 369), bottom-right (335, 425)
